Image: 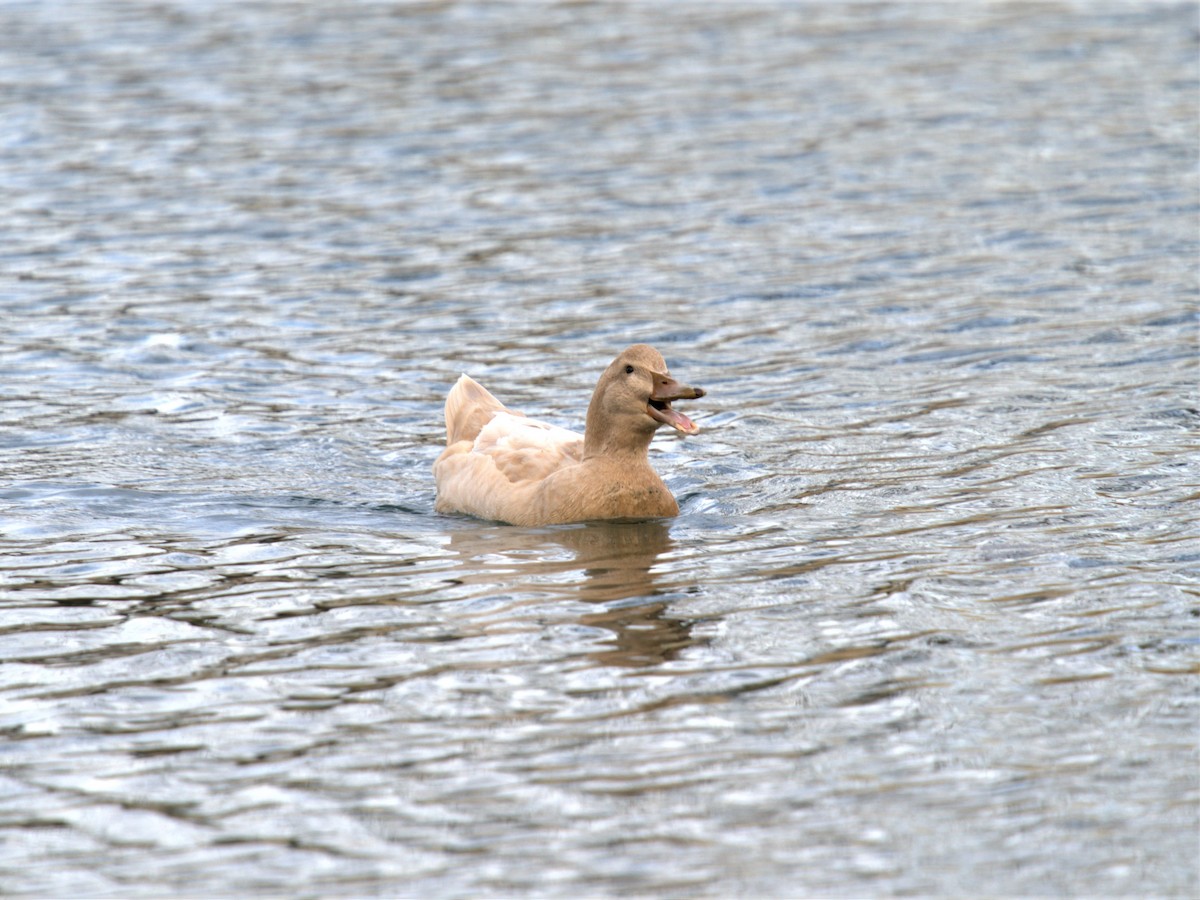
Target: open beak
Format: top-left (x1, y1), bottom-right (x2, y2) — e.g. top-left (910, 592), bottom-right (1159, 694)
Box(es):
top-left (648, 373), bottom-right (705, 435)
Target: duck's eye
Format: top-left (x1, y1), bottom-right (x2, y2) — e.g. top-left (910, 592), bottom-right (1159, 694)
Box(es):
top-left (624, 364), bottom-right (635, 375)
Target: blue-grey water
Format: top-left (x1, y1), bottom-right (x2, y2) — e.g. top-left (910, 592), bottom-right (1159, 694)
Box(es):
top-left (1, 2), bottom-right (1198, 897)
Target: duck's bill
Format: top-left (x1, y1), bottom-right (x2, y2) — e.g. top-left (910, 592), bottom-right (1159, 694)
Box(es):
top-left (648, 378), bottom-right (705, 435)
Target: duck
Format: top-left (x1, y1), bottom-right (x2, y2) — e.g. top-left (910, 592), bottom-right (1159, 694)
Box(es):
top-left (433, 344), bottom-right (705, 526)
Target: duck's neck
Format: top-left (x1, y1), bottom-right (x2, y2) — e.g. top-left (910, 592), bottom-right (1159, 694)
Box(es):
top-left (582, 404), bottom-right (654, 462)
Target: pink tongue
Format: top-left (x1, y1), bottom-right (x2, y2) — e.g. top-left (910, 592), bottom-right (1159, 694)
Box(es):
top-left (663, 407), bottom-right (698, 435)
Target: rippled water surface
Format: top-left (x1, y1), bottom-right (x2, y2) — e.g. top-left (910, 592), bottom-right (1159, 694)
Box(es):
top-left (2, 2), bottom-right (1198, 897)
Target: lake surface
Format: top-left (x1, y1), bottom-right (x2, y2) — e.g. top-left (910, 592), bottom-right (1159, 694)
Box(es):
top-left (1, 2), bottom-right (1197, 897)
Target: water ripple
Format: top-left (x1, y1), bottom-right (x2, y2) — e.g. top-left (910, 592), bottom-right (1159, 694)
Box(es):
top-left (0, 2), bottom-right (1196, 898)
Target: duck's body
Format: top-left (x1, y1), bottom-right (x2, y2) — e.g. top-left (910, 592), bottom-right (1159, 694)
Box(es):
top-left (433, 345), bottom-right (705, 526)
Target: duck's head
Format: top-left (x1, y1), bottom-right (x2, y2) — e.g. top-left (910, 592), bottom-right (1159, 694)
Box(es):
top-left (584, 344), bottom-right (706, 456)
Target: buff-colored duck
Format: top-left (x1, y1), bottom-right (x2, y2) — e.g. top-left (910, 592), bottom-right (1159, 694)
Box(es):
top-left (433, 344), bottom-right (705, 526)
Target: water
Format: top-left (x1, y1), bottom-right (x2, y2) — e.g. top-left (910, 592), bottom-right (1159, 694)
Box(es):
top-left (1, 2), bottom-right (1197, 896)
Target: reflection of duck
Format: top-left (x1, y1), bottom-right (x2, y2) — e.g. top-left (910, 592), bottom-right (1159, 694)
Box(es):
top-left (445, 519), bottom-right (703, 667)
top-left (434, 345), bottom-right (705, 526)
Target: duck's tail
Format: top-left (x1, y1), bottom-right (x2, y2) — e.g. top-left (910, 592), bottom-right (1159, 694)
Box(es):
top-left (444, 374), bottom-right (512, 445)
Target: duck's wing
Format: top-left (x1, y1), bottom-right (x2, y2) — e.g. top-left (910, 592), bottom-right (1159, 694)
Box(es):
top-left (473, 412), bottom-right (583, 484)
